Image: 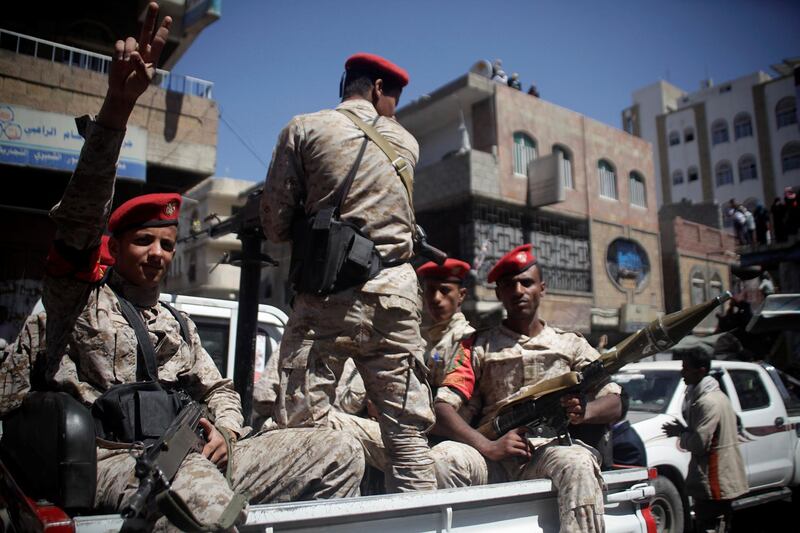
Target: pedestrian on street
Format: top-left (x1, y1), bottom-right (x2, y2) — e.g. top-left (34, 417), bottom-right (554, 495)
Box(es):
top-left (663, 347), bottom-right (748, 533)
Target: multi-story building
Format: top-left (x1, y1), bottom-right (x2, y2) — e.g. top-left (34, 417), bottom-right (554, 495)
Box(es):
top-left (398, 72), bottom-right (664, 343)
top-left (0, 1), bottom-right (220, 342)
top-left (165, 177), bottom-right (253, 301)
top-left (623, 60), bottom-right (800, 211)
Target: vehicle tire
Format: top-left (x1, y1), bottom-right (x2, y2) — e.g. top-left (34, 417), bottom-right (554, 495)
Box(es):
top-left (650, 475), bottom-right (685, 533)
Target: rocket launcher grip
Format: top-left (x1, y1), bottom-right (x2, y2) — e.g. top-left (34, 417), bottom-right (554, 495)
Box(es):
top-left (476, 291), bottom-right (732, 440)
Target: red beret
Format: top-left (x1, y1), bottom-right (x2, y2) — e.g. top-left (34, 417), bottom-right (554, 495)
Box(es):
top-left (108, 193), bottom-right (181, 235)
top-left (416, 258), bottom-right (471, 283)
top-left (99, 235), bottom-right (115, 266)
top-left (345, 52), bottom-right (409, 87)
top-left (487, 244), bottom-right (537, 283)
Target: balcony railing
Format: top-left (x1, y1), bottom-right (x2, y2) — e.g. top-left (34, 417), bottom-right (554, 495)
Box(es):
top-left (0, 28), bottom-right (213, 99)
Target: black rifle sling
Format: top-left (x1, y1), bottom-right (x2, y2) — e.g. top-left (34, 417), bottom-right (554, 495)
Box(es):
top-left (329, 116), bottom-right (377, 213)
top-left (114, 293), bottom-right (159, 382)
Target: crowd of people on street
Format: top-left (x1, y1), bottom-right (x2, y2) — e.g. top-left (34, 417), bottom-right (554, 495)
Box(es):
top-left (729, 186), bottom-right (800, 246)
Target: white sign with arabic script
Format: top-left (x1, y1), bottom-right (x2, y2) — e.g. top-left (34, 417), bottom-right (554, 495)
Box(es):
top-left (0, 103), bottom-right (147, 179)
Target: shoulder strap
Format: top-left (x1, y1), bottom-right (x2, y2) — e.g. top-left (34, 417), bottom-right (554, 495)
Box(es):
top-left (336, 108), bottom-right (414, 210)
top-left (162, 301), bottom-right (190, 343)
top-left (113, 293), bottom-right (159, 382)
top-left (331, 132), bottom-right (370, 212)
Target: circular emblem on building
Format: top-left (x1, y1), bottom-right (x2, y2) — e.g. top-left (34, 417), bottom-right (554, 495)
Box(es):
top-left (606, 238), bottom-right (650, 291)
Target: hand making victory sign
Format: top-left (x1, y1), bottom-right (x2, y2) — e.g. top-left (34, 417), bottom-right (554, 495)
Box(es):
top-left (97, 2), bottom-right (171, 130)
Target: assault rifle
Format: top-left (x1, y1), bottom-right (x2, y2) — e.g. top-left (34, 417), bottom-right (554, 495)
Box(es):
top-left (120, 401), bottom-right (205, 530)
top-left (477, 291), bottom-right (732, 440)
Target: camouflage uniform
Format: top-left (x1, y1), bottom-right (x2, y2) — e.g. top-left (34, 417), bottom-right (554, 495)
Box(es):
top-left (329, 312), bottom-right (476, 483)
top-left (435, 322), bottom-right (622, 533)
top-left (261, 99), bottom-right (435, 492)
top-left (0, 117), bottom-right (364, 531)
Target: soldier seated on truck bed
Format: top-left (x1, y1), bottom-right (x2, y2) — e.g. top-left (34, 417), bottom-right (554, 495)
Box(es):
top-left (0, 3), bottom-right (363, 531)
top-left (432, 244), bottom-right (622, 533)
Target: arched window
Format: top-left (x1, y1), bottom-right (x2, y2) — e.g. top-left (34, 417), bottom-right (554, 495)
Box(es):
top-left (672, 170), bottom-right (684, 185)
top-left (513, 132), bottom-right (537, 175)
top-left (598, 159), bottom-right (618, 199)
top-left (690, 270), bottom-right (706, 306)
top-left (687, 166), bottom-right (699, 182)
top-left (684, 127), bottom-right (695, 142)
top-left (629, 171), bottom-right (647, 207)
top-left (776, 97), bottom-right (797, 129)
top-left (553, 144), bottom-right (573, 189)
top-left (668, 131), bottom-right (680, 146)
top-left (738, 155), bottom-right (758, 182)
top-left (709, 272), bottom-right (723, 308)
top-left (711, 119), bottom-right (729, 145)
top-left (715, 160), bottom-right (733, 186)
top-left (733, 113), bottom-right (753, 139)
top-left (782, 142), bottom-right (800, 172)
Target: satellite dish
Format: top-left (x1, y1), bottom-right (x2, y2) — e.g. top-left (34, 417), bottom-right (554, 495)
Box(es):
top-left (469, 59), bottom-right (493, 79)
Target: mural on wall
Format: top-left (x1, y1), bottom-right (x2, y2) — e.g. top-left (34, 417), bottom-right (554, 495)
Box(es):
top-left (606, 238), bottom-right (650, 290)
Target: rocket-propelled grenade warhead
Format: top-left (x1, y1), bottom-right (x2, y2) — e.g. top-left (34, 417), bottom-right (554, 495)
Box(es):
top-left (600, 291), bottom-right (732, 374)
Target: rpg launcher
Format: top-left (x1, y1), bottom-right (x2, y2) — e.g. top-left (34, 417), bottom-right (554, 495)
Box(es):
top-left (476, 291), bottom-right (732, 441)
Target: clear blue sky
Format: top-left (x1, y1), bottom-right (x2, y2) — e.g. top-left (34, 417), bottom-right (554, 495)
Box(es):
top-left (174, 0), bottom-right (800, 182)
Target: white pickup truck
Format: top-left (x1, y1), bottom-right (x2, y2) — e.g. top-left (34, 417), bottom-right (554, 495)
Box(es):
top-left (1, 294), bottom-right (658, 533)
top-left (613, 360), bottom-right (800, 533)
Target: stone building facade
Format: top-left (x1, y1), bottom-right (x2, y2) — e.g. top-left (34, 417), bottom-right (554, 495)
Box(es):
top-left (398, 73), bottom-right (664, 342)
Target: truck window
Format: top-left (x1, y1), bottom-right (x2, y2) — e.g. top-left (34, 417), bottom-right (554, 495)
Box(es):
top-left (763, 365), bottom-right (800, 414)
top-left (192, 317), bottom-right (230, 376)
top-left (729, 369), bottom-right (770, 411)
top-left (612, 370), bottom-right (681, 413)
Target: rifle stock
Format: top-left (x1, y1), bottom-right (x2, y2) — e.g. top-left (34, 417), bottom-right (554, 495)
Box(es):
top-left (478, 291), bottom-right (732, 440)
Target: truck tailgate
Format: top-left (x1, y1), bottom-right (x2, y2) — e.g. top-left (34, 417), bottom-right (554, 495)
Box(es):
top-left (71, 469), bottom-right (653, 533)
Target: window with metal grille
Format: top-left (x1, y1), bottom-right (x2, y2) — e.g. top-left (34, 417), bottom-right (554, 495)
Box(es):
top-left (734, 113), bottom-right (753, 139)
top-left (668, 131), bottom-right (680, 146)
top-left (684, 127), bottom-right (695, 142)
top-left (688, 166), bottom-right (699, 182)
top-left (629, 172), bottom-right (646, 207)
top-left (672, 170), bottom-right (684, 185)
top-left (781, 142), bottom-right (800, 172)
top-left (715, 161), bottom-right (734, 186)
top-left (738, 155), bottom-right (758, 182)
top-left (711, 119), bottom-right (729, 145)
top-left (598, 159), bottom-right (618, 199)
top-left (776, 97), bottom-right (797, 129)
top-left (553, 144), bottom-right (573, 189)
top-left (513, 132), bottom-right (537, 175)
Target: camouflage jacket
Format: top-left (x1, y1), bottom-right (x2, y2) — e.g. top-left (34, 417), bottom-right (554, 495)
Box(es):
top-left (260, 98), bottom-right (420, 297)
top-left (437, 322), bottom-right (621, 429)
top-left (0, 118), bottom-right (246, 437)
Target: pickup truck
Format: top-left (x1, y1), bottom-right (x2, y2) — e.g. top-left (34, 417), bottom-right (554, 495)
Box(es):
top-left (1, 465), bottom-right (658, 533)
top-left (613, 360), bottom-right (800, 533)
top-left (1, 294), bottom-right (658, 533)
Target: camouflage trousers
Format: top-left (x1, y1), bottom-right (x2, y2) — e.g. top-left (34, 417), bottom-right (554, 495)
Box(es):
top-left (329, 411), bottom-right (464, 489)
top-left (433, 440), bottom-right (606, 533)
top-left (276, 288), bottom-right (436, 492)
top-left (95, 427), bottom-right (364, 532)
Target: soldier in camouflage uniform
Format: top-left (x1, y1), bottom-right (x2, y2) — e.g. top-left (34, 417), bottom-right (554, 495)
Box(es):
top-left (433, 244), bottom-right (622, 533)
top-left (260, 53), bottom-right (436, 492)
top-left (1, 5), bottom-right (363, 531)
top-left (328, 259), bottom-right (478, 485)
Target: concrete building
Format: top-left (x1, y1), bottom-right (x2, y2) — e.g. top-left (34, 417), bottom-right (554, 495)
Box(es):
top-left (165, 177), bottom-right (252, 301)
top-left (623, 59), bottom-right (800, 212)
top-left (658, 205), bottom-right (738, 333)
top-left (0, 1), bottom-right (220, 342)
top-left (398, 72), bottom-right (664, 343)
